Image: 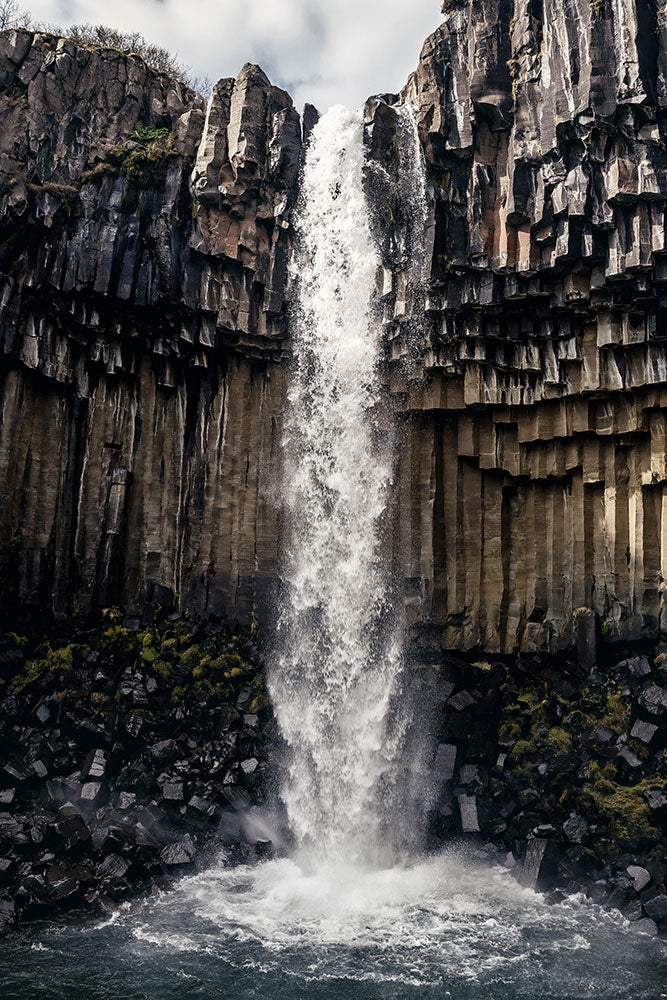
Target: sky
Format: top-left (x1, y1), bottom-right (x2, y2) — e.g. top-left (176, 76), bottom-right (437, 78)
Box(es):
top-left (23, 0), bottom-right (444, 110)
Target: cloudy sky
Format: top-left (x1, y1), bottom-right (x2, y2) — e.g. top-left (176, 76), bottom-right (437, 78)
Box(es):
top-left (24, 0), bottom-right (444, 110)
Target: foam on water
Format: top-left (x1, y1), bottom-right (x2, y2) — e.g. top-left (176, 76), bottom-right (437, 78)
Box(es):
top-left (117, 847), bottom-right (662, 996)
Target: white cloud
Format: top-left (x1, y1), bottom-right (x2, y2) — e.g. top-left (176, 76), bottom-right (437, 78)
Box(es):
top-left (24, 0), bottom-right (443, 110)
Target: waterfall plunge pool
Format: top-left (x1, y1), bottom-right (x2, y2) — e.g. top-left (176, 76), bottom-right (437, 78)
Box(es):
top-left (1, 845), bottom-right (665, 1000)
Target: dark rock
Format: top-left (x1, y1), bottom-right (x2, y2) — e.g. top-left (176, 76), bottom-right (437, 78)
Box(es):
top-left (216, 812), bottom-right (242, 845)
top-left (255, 839), bottom-right (273, 858)
top-left (626, 657), bottom-right (652, 679)
top-left (96, 854), bottom-right (130, 881)
top-left (624, 898), bottom-right (644, 922)
top-left (532, 824), bottom-right (557, 839)
top-left (92, 825), bottom-right (126, 855)
top-left (457, 794), bottom-right (480, 833)
top-left (642, 893), bottom-right (667, 922)
top-left (187, 796), bottom-right (216, 819)
top-left (0, 897), bottom-right (14, 934)
top-left (519, 839), bottom-right (560, 891)
top-left (149, 740), bottom-right (179, 765)
top-left (575, 610), bottom-right (596, 670)
top-left (638, 686), bottom-right (667, 716)
top-left (630, 720), bottom-right (658, 744)
top-left (82, 749), bottom-right (107, 781)
top-left (55, 810), bottom-right (91, 852)
top-left (458, 764), bottom-right (479, 786)
top-left (162, 782), bottom-right (184, 802)
top-left (627, 866), bottom-right (651, 892)
top-left (617, 748), bottom-right (642, 771)
top-left (0, 650), bottom-right (24, 669)
top-left (160, 835), bottom-right (196, 867)
top-left (643, 788), bottom-right (667, 813)
top-left (4, 757), bottom-right (34, 782)
top-left (434, 743), bottom-right (457, 781)
top-left (448, 690), bottom-right (478, 712)
top-left (35, 703), bottom-right (53, 724)
top-left (632, 918), bottom-right (658, 937)
top-left (48, 877), bottom-right (82, 906)
top-left (80, 782), bottom-right (103, 804)
top-left (116, 792), bottom-right (137, 811)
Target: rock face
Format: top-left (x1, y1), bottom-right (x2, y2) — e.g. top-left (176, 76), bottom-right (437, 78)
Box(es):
top-left (3, 8), bottom-right (667, 656)
top-left (372, 0), bottom-right (667, 652)
top-left (0, 30), bottom-right (299, 623)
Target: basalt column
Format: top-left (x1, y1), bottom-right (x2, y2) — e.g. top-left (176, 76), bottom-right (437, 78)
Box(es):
top-left (0, 31), bottom-right (302, 623)
top-left (370, 0), bottom-right (667, 654)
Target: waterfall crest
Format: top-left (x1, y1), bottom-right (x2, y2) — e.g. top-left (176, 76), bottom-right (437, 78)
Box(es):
top-left (268, 105), bottom-right (415, 867)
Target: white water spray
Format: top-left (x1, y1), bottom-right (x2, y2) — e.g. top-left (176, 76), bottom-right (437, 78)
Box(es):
top-left (268, 105), bottom-right (418, 867)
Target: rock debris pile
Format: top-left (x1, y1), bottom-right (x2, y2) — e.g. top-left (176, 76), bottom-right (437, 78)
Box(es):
top-left (0, 616), bottom-right (274, 934)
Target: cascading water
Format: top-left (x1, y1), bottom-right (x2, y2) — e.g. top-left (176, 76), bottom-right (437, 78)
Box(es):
top-left (268, 104), bottom-right (417, 866)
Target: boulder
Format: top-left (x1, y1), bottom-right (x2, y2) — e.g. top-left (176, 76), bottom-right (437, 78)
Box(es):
top-left (519, 838), bottom-right (561, 891)
top-left (638, 687), bottom-right (667, 716)
top-left (627, 866), bottom-right (651, 892)
top-left (626, 657), bottom-right (652, 679)
top-left (0, 897), bottom-right (14, 934)
top-left (162, 782), bottom-right (184, 802)
top-left (96, 854), bottom-right (130, 881)
top-left (630, 720), bottom-right (657, 744)
top-left (563, 813), bottom-right (588, 844)
top-left (82, 749), bottom-right (107, 781)
top-left (160, 835), bottom-right (196, 867)
top-left (457, 794), bottom-right (480, 833)
top-left (642, 893), bottom-right (667, 922)
top-left (643, 788), bottom-right (667, 813)
top-left (434, 743), bottom-right (457, 781)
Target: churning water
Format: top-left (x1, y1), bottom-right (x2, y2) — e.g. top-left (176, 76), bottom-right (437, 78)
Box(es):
top-left (1, 846), bottom-right (665, 999)
top-left (1, 107), bottom-right (666, 999)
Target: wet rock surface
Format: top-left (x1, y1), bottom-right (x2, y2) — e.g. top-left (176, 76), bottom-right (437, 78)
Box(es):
top-left (424, 637), bottom-right (667, 935)
top-left (0, 614), bottom-right (274, 935)
top-left (1, 613), bottom-right (666, 937)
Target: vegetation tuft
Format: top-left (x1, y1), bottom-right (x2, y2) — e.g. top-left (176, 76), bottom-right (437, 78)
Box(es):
top-left (0, 5), bottom-right (211, 96)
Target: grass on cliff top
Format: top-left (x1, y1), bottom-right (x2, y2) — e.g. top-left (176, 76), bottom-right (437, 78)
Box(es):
top-left (0, 16), bottom-right (211, 96)
top-left (102, 127), bottom-right (182, 184)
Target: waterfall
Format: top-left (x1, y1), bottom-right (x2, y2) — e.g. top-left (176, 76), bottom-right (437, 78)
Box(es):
top-left (268, 104), bottom-right (420, 868)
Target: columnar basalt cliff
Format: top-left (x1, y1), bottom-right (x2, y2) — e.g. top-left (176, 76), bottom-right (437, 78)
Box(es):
top-left (372, 0), bottom-right (667, 654)
top-left (3, 4), bottom-right (667, 657)
top-left (0, 30), bottom-right (303, 622)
